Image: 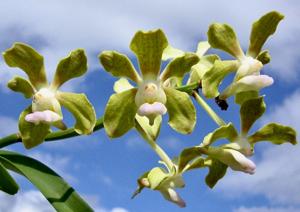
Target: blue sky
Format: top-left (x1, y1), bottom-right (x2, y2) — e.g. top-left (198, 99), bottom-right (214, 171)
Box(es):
top-left (0, 1), bottom-right (300, 212)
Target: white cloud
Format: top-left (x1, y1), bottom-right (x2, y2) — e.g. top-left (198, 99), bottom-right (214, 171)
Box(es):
top-left (0, 190), bottom-right (129, 212)
top-left (0, 116), bottom-right (18, 136)
top-left (234, 206), bottom-right (300, 212)
top-left (0, 190), bottom-right (53, 212)
top-left (0, 0), bottom-right (299, 91)
top-left (217, 89), bottom-right (300, 206)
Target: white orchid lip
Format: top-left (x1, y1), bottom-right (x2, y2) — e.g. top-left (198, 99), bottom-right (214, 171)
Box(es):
top-left (25, 110), bottom-right (62, 124)
top-left (236, 57), bottom-right (263, 79)
top-left (166, 188), bottom-right (186, 208)
top-left (137, 102), bottom-right (167, 117)
top-left (229, 149), bottom-right (256, 175)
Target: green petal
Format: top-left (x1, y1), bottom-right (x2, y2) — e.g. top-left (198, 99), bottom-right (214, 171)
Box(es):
top-left (247, 11), bottom-right (284, 58)
top-left (240, 96), bottom-right (266, 133)
top-left (113, 78), bottom-right (134, 93)
top-left (99, 51), bottom-right (141, 83)
top-left (162, 45), bottom-right (185, 61)
top-left (164, 87), bottom-right (196, 134)
top-left (207, 23), bottom-right (244, 59)
top-left (135, 115), bottom-right (162, 142)
top-left (256, 50), bottom-right (271, 65)
top-left (178, 147), bottom-right (202, 173)
top-left (202, 60), bottom-right (239, 98)
top-left (196, 41), bottom-right (210, 57)
top-left (130, 29), bottom-right (168, 79)
top-left (202, 123), bottom-right (238, 147)
top-left (235, 91), bottom-right (259, 105)
top-left (248, 123), bottom-right (297, 145)
top-left (0, 162), bottom-right (19, 195)
top-left (56, 92), bottom-right (96, 135)
top-left (52, 49), bottom-right (88, 89)
top-left (19, 106), bottom-right (51, 149)
top-left (7, 76), bottom-right (35, 98)
top-left (188, 54), bottom-right (220, 84)
top-left (204, 158), bottom-right (228, 188)
top-left (3, 43), bottom-right (47, 89)
top-left (104, 88), bottom-right (138, 138)
top-left (160, 53), bottom-right (199, 82)
top-left (147, 167), bottom-right (168, 190)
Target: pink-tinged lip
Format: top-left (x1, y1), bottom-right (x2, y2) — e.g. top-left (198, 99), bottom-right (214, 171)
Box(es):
top-left (137, 102), bottom-right (167, 117)
top-left (25, 110), bottom-right (61, 124)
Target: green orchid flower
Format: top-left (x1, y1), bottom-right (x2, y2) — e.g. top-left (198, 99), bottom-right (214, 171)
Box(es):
top-left (202, 11), bottom-right (284, 100)
top-left (132, 165), bottom-right (186, 208)
top-left (3, 43), bottom-right (96, 149)
top-left (178, 96), bottom-right (297, 187)
top-left (99, 29), bottom-right (199, 138)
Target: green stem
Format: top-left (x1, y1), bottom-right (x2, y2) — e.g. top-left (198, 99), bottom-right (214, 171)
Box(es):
top-left (0, 117), bottom-right (104, 149)
top-left (192, 91), bottom-right (226, 126)
top-left (143, 137), bottom-right (174, 171)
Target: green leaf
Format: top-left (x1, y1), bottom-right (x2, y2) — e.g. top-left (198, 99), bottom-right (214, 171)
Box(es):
top-left (104, 88), bottom-right (138, 138)
top-left (196, 41), bottom-right (210, 57)
top-left (162, 45), bottom-right (184, 61)
top-left (205, 158), bottom-right (228, 188)
top-left (240, 96), bottom-right (266, 133)
top-left (0, 162), bottom-right (19, 195)
top-left (99, 51), bottom-right (141, 83)
top-left (178, 147), bottom-right (202, 172)
top-left (256, 50), bottom-right (271, 65)
top-left (52, 49), bottom-right (88, 89)
top-left (248, 123), bottom-right (297, 145)
top-left (7, 76), bottom-right (35, 98)
top-left (3, 42), bottom-right (47, 89)
top-left (135, 115), bottom-right (162, 142)
top-left (188, 54), bottom-right (220, 84)
top-left (164, 87), bottom-right (196, 134)
top-left (147, 167), bottom-right (168, 190)
top-left (202, 60), bottom-right (239, 98)
top-left (207, 23), bottom-right (244, 59)
top-left (19, 106), bottom-right (51, 149)
top-left (235, 91), bottom-right (259, 105)
top-left (160, 53), bottom-right (199, 82)
top-left (202, 123), bottom-right (238, 147)
top-left (248, 11), bottom-right (284, 57)
top-left (130, 29), bottom-right (168, 79)
top-left (56, 92), bottom-right (96, 135)
top-left (0, 150), bottom-right (93, 211)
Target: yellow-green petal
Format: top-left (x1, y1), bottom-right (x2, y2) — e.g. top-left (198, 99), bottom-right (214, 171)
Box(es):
top-left (3, 43), bottom-right (47, 89)
top-left (201, 123), bottom-right (238, 147)
top-left (52, 49), bottom-right (88, 89)
top-left (99, 51), bottom-right (141, 83)
top-left (247, 11), bottom-right (284, 58)
top-left (196, 41), bottom-right (210, 57)
top-left (135, 115), bottom-right (162, 142)
top-left (19, 106), bottom-right (51, 149)
top-left (204, 158), bottom-right (228, 188)
top-left (160, 53), bottom-right (199, 82)
top-left (207, 23), bottom-right (244, 59)
top-left (104, 88), bottom-right (138, 138)
top-left (7, 76), bottom-right (35, 98)
top-left (187, 54), bottom-right (220, 84)
top-left (162, 45), bottom-right (185, 61)
top-left (248, 123), bottom-right (297, 145)
top-left (56, 92), bottom-right (96, 135)
top-left (202, 60), bottom-right (239, 98)
top-left (130, 29), bottom-right (168, 79)
top-left (164, 87), bottom-right (196, 134)
top-left (240, 96), bottom-right (266, 133)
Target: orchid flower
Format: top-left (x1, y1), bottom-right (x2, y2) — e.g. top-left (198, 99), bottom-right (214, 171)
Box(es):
top-left (177, 96), bottom-right (296, 188)
top-left (201, 11), bottom-right (284, 101)
top-left (132, 166), bottom-right (186, 208)
top-left (99, 29), bottom-right (199, 138)
top-left (3, 43), bottom-right (96, 148)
